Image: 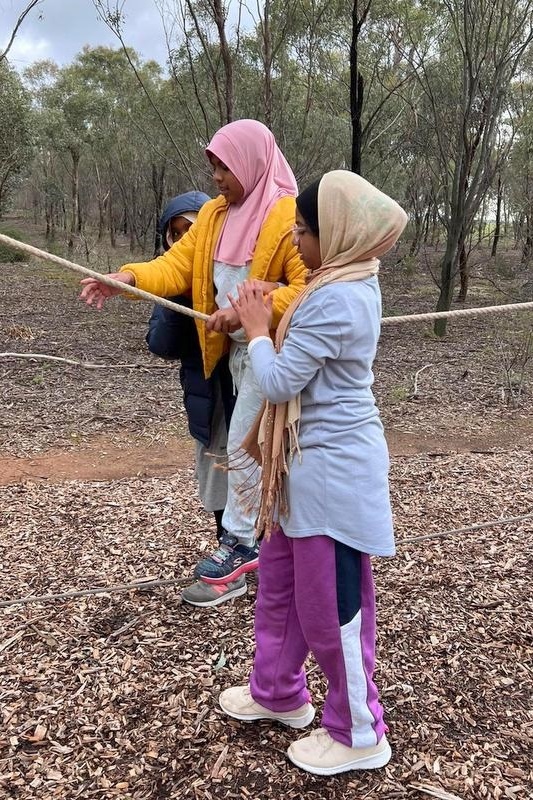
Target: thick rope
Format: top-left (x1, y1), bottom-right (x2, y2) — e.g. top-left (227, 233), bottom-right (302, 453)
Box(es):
top-left (1, 233), bottom-right (533, 326)
top-left (1, 512), bottom-right (530, 608)
top-left (381, 301), bottom-right (533, 325)
top-left (0, 234), bottom-right (209, 321)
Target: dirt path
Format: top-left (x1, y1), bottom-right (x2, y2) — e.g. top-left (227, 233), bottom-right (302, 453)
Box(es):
top-left (1, 426), bottom-right (528, 486)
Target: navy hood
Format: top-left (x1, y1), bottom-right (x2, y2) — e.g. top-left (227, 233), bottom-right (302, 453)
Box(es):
top-left (159, 191), bottom-right (211, 246)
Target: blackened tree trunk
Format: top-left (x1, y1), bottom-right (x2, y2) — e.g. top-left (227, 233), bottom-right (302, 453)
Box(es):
top-left (350, 1), bottom-right (373, 174)
top-left (151, 161), bottom-right (166, 255)
top-left (492, 174), bottom-right (503, 257)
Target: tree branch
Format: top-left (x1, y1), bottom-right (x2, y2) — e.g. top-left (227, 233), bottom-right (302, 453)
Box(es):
top-left (0, 352), bottom-right (176, 370)
top-left (0, 0), bottom-right (42, 63)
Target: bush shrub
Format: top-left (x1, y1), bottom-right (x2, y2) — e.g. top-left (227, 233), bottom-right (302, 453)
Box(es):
top-left (0, 228), bottom-right (26, 263)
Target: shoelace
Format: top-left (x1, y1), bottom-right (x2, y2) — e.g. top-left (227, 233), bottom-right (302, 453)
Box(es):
top-left (209, 542), bottom-right (234, 564)
top-left (308, 728), bottom-right (335, 753)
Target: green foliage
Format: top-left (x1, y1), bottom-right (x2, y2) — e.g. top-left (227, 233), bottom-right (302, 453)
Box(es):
top-left (389, 384), bottom-right (411, 403)
top-left (0, 62), bottom-right (33, 216)
top-left (0, 227), bottom-right (26, 262)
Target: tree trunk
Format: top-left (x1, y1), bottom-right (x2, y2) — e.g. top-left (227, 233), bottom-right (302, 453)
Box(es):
top-left (503, 200), bottom-right (509, 239)
top-left (434, 226), bottom-right (461, 336)
top-left (491, 175), bottom-right (503, 258)
top-left (77, 192), bottom-right (83, 234)
top-left (151, 162), bottom-right (166, 255)
top-left (212, 0), bottom-right (234, 123)
top-left (108, 188), bottom-right (116, 249)
top-left (262, 0), bottom-right (273, 129)
top-left (68, 147), bottom-right (80, 251)
top-left (457, 237), bottom-right (468, 302)
top-left (350, 2), bottom-right (365, 174)
top-left (477, 199), bottom-right (485, 244)
top-left (94, 160), bottom-right (106, 241)
top-left (423, 203), bottom-right (432, 244)
top-left (98, 196), bottom-right (105, 241)
top-left (409, 207), bottom-right (426, 256)
top-left (429, 204), bottom-right (439, 247)
top-left (522, 214), bottom-right (533, 264)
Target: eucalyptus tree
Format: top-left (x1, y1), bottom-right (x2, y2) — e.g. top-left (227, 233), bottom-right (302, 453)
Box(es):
top-left (25, 56), bottom-right (105, 249)
top-left (88, 0), bottom-right (421, 192)
top-left (0, 62), bottom-right (33, 216)
top-left (69, 46), bottom-right (178, 251)
top-left (507, 81), bottom-right (533, 271)
top-left (25, 46), bottom-right (184, 251)
top-left (403, 0), bottom-right (533, 333)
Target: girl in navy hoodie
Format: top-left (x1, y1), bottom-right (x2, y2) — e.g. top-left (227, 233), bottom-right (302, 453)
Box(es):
top-left (146, 192), bottom-right (235, 590)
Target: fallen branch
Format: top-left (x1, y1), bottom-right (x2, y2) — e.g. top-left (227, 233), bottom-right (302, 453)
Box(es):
top-left (410, 784), bottom-right (464, 800)
top-left (0, 234), bottom-right (209, 321)
top-left (399, 511), bottom-right (533, 545)
top-left (0, 352), bottom-right (176, 370)
top-left (412, 363), bottom-right (433, 397)
top-left (1, 512), bottom-right (530, 608)
top-left (0, 576), bottom-right (191, 608)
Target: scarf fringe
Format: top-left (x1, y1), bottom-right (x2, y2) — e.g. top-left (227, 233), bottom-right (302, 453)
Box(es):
top-left (210, 446), bottom-right (258, 474)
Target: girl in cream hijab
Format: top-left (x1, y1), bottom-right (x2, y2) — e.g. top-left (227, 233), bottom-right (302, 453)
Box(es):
top-left (220, 170), bottom-right (408, 776)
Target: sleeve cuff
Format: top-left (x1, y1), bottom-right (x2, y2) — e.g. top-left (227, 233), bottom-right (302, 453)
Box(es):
top-left (248, 335), bottom-right (273, 354)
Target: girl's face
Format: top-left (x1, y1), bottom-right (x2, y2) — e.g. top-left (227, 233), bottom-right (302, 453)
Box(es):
top-left (168, 215), bottom-right (192, 245)
top-left (209, 154), bottom-right (244, 204)
top-left (293, 210), bottom-right (321, 271)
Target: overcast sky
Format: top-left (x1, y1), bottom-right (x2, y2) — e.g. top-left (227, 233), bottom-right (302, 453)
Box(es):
top-left (1, 0), bottom-right (169, 71)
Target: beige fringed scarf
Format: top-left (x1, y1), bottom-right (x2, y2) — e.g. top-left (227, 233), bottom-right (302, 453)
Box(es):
top-left (242, 170), bottom-right (408, 540)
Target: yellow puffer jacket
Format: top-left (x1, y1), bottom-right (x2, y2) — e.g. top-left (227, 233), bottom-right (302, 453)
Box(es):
top-left (121, 195), bottom-right (306, 377)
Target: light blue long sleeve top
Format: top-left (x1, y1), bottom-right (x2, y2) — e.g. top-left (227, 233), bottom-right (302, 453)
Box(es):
top-left (248, 276), bottom-right (394, 556)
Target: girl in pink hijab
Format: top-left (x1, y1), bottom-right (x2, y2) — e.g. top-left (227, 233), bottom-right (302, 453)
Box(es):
top-left (80, 119), bottom-right (307, 608)
top-left (207, 119), bottom-right (297, 266)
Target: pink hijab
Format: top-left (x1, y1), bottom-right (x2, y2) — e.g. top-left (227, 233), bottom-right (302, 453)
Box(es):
top-left (206, 119), bottom-right (298, 266)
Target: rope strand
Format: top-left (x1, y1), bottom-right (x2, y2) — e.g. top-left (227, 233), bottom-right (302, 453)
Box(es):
top-left (0, 234), bottom-right (208, 321)
top-left (1, 233), bottom-right (532, 326)
top-left (381, 301), bottom-right (533, 325)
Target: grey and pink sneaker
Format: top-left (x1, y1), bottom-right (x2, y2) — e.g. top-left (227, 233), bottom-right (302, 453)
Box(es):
top-left (181, 576), bottom-right (247, 607)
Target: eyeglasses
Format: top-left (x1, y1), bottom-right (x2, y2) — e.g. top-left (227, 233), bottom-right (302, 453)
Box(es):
top-left (292, 224), bottom-right (309, 238)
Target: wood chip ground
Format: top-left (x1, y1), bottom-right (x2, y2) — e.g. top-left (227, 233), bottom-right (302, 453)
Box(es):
top-left (1, 251), bottom-right (532, 798)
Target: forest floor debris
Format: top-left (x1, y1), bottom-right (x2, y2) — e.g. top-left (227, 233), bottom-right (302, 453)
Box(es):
top-left (1, 244), bottom-right (532, 797)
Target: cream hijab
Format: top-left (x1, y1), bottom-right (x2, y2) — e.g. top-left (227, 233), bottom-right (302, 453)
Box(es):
top-left (245, 169), bottom-right (408, 539)
top-left (314, 168), bottom-right (408, 275)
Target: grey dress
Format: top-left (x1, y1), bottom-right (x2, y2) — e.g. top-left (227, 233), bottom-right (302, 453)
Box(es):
top-left (248, 277), bottom-right (394, 557)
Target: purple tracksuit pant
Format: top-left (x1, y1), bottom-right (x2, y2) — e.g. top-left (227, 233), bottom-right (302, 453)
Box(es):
top-left (249, 528), bottom-right (387, 748)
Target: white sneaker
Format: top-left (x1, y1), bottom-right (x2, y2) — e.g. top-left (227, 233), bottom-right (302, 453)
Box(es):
top-left (219, 685), bottom-right (315, 729)
top-left (287, 728), bottom-right (391, 775)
